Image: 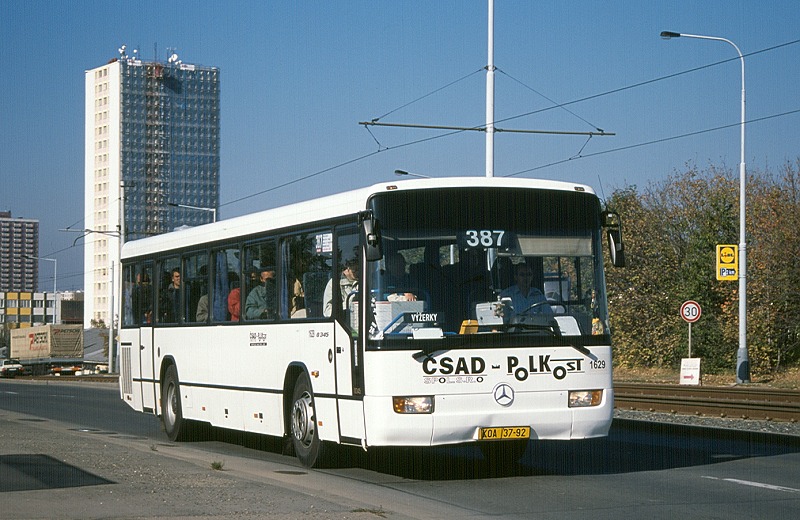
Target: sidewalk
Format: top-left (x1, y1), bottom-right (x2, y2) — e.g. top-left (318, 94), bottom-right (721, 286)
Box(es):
top-left (0, 410), bottom-right (395, 520)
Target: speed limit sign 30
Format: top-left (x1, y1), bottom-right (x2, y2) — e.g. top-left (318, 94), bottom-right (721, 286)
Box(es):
top-left (680, 300), bottom-right (701, 323)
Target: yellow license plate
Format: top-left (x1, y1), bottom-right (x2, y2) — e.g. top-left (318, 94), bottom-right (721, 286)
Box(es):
top-left (479, 426), bottom-right (530, 441)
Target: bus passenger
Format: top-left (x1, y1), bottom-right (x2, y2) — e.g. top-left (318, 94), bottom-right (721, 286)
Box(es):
top-left (245, 268), bottom-right (277, 320)
top-left (161, 268), bottom-right (181, 322)
top-left (323, 259), bottom-right (359, 317)
top-left (225, 272), bottom-right (240, 321)
top-left (196, 294), bottom-right (209, 322)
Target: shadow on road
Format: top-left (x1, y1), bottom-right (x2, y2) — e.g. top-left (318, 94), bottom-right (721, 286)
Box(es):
top-left (202, 418), bottom-right (800, 480)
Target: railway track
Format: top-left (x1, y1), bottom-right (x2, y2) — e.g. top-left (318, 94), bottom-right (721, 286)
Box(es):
top-left (615, 383), bottom-right (800, 422)
top-left (14, 375), bottom-right (800, 422)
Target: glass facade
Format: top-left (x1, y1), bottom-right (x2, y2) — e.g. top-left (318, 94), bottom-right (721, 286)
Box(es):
top-left (119, 60), bottom-right (220, 240)
top-left (85, 55), bottom-right (220, 327)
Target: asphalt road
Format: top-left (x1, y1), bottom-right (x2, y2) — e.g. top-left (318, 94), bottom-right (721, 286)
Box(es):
top-left (1, 379), bottom-right (799, 519)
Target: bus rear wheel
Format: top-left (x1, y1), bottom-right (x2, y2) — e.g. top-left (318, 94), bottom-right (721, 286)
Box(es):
top-left (290, 373), bottom-right (326, 467)
top-left (161, 365), bottom-right (206, 441)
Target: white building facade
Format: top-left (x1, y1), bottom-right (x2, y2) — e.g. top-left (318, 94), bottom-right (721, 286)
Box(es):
top-left (84, 49), bottom-right (220, 328)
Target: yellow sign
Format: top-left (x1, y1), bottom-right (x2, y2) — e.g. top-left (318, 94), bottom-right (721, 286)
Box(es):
top-left (716, 244), bottom-right (738, 281)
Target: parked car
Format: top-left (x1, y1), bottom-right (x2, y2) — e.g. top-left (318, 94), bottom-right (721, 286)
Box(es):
top-left (0, 358), bottom-right (25, 378)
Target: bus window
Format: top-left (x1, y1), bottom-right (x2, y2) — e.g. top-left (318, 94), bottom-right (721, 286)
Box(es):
top-left (122, 264), bottom-right (136, 327)
top-left (328, 227), bottom-right (359, 326)
top-left (285, 232), bottom-right (332, 319)
top-left (243, 240), bottom-right (277, 321)
top-left (184, 252), bottom-right (209, 323)
top-left (211, 247), bottom-right (240, 322)
top-left (124, 262), bottom-right (154, 326)
top-left (158, 257), bottom-right (181, 324)
top-left (140, 263), bottom-right (154, 324)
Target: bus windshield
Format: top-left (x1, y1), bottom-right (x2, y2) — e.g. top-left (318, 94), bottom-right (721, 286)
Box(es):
top-left (366, 187), bottom-right (609, 348)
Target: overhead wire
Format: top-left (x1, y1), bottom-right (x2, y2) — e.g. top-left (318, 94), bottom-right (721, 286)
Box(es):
top-left (503, 108), bottom-right (800, 178)
top-left (496, 68), bottom-right (604, 132)
top-left (49, 39), bottom-right (800, 289)
top-left (59, 39), bottom-right (800, 251)
top-left (226, 34), bottom-right (797, 209)
top-left (371, 68), bottom-right (484, 122)
top-left (494, 38), bottom-right (800, 127)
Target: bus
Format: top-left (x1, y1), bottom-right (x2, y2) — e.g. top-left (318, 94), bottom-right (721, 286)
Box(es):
top-left (118, 177), bottom-right (625, 467)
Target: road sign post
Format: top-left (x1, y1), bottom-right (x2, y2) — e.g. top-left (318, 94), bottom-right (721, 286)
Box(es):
top-left (680, 300), bottom-right (701, 356)
top-left (680, 300), bottom-right (702, 384)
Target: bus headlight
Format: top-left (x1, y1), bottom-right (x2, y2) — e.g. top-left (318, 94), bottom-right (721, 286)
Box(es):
top-left (393, 396), bottom-right (434, 414)
top-left (568, 390), bottom-right (603, 408)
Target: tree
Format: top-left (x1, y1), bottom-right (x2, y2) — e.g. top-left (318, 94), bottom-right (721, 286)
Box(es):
top-left (607, 159), bottom-right (800, 375)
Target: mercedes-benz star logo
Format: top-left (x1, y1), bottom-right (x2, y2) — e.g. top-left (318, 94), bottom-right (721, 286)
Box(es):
top-left (493, 383), bottom-right (515, 407)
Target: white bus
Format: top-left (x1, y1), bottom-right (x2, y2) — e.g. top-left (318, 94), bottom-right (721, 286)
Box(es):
top-left (118, 177), bottom-right (625, 467)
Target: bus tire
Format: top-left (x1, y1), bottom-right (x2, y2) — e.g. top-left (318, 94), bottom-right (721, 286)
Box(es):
top-left (161, 365), bottom-right (204, 442)
top-left (290, 372), bottom-right (326, 467)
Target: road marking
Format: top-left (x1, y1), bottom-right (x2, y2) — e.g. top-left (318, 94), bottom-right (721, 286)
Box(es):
top-left (703, 476), bottom-right (800, 494)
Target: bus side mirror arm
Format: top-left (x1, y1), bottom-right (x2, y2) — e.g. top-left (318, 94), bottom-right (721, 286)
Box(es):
top-left (361, 211), bottom-right (383, 262)
top-left (602, 211), bottom-right (626, 268)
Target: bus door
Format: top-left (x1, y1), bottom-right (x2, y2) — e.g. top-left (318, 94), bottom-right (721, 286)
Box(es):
top-left (136, 261), bottom-right (158, 414)
top-left (332, 227), bottom-right (364, 441)
top-left (138, 326), bottom-right (158, 414)
top-left (334, 320), bottom-right (355, 398)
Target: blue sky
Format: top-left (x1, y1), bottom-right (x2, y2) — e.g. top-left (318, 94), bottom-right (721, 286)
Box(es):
top-left (1, 1), bottom-right (799, 291)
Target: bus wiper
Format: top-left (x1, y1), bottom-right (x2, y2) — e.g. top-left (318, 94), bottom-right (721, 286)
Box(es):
top-left (412, 347), bottom-right (451, 362)
top-left (566, 342), bottom-right (596, 359)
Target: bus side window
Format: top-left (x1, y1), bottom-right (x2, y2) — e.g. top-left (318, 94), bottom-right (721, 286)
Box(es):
top-left (126, 263), bottom-right (154, 326)
top-left (184, 252), bottom-right (209, 323)
top-left (287, 241), bottom-right (306, 318)
top-left (302, 271), bottom-right (330, 318)
top-left (211, 247), bottom-right (241, 322)
top-left (122, 264), bottom-right (136, 327)
top-left (285, 233), bottom-right (332, 319)
top-left (332, 227), bottom-right (359, 329)
top-left (140, 263), bottom-right (154, 324)
top-left (242, 239), bottom-right (277, 321)
top-left (159, 257), bottom-right (182, 324)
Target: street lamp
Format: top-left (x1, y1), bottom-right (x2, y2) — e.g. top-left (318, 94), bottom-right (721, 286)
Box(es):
top-left (661, 30), bottom-right (749, 383)
top-left (24, 255), bottom-right (58, 324)
top-left (168, 202), bottom-right (217, 223)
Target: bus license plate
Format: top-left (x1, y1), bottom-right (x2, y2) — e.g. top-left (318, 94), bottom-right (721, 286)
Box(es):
top-left (479, 426), bottom-right (530, 441)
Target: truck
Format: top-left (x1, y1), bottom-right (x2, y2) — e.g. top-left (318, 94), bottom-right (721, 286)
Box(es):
top-left (10, 325), bottom-right (84, 375)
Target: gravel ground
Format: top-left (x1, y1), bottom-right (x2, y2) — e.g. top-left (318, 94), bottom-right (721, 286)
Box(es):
top-left (0, 410), bottom-right (400, 520)
top-left (615, 408), bottom-right (800, 437)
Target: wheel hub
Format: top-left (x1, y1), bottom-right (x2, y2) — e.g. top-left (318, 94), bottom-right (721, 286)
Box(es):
top-left (291, 392), bottom-right (315, 447)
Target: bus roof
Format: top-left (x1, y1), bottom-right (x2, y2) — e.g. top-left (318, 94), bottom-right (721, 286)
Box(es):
top-left (121, 177), bottom-right (596, 259)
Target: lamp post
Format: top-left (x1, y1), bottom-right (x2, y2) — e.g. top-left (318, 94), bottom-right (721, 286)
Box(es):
top-left (25, 255), bottom-right (58, 324)
top-left (661, 30), bottom-right (749, 383)
top-left (168, 202), bottom-right (217, 223)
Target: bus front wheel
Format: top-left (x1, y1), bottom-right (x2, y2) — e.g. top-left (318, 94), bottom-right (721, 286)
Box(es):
top-left (290, 373), bottom-right (326, 467)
